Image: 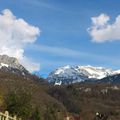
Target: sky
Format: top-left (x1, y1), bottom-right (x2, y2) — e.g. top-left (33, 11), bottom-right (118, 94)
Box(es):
top-left (0, 0), bottom-right (120, 77)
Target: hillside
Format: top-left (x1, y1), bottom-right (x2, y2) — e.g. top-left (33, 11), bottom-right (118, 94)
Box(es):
top-left (0, 71), bottom-right (66, 120)
top-left (47, 83), bottom-right (120, 120)
top-left (0, 70), bottom-right (120, 120)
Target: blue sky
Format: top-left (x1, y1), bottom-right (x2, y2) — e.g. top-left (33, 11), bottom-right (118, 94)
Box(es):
top-left (0, 0), bottom-right (120, 77)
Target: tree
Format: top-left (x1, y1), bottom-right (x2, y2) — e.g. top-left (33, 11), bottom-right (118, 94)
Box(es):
top-left (44, 104), bottom-right (57, 120)
top-left (32, 107), bottom-right (41, 120)
top-left (5, 91), bottom-right (32, 119)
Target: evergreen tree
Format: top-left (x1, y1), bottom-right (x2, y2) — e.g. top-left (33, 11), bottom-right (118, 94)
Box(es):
top-left (32, 107), bottom-right (41, 120)
top-left (5, 91), bottom-right (32, 119)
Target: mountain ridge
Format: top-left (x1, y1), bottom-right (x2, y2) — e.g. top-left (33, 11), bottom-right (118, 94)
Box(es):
top-left (0, 54), bottom-right (29, 76)
top-left (47, 65), bottom-right (120, 85)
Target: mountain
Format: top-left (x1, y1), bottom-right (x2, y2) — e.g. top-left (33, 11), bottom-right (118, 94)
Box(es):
top-left (0, 55), bottom-right (65, 120)
top-left (93, 74), bottom-right (120, 84)
top-left (47, 65), bottom-right (120, 85)
top-left (0, 55), bottom-right (119, 119)
top-left (0, 55), bottom-right (29, 76)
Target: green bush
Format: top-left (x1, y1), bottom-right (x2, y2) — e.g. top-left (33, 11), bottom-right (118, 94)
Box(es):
top-left (5, 91), bottom-right (32, 119)
top-left (31, 107), bottom-right (41, 120)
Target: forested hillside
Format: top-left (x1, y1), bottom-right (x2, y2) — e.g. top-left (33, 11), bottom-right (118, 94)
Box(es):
top-left (0, 70), bottom-right (120, 120)
top-left (0, 71), bottom-right (65, 120)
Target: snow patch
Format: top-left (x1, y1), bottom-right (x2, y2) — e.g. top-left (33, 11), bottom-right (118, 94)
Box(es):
top-left (48, 65), bottom-right (120, 84)
top-left (0, 63), bottom-right (9, 67)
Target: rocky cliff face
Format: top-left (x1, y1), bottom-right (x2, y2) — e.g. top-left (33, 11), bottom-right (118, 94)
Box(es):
top-left (0, 55), bottom-right (29, 76)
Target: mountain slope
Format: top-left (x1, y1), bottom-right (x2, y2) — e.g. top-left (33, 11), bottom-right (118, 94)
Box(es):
top-left (47, 83), bottom-right (120, 120)
top-left (48, 65), bottom-right (120, 84)
top-left (94, 74), bottom-right (120, 84)
top-left (0, 55), bottom-right (66, 119)
top-left (0, 55), bottom-right (29, 76)
top-left (0, 71), bottom-right (66, 120)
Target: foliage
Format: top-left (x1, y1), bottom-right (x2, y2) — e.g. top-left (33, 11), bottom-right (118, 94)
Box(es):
top-left (44, 104), bottom-right (57, 120)
top-left (0, 71), bottom-right (65, 120)
top-left (5, 91), bottom-right (32, 119)
top-left (48, 86), bottom-right (81, 114)
top-left (0, 93), bottom-right (4, 107)
top-left (1, 71), bottom-right (120, 120)
top-left (31, 107), bottom-right (41, 120)
top-left (47, 84), bottom-right (120, 120)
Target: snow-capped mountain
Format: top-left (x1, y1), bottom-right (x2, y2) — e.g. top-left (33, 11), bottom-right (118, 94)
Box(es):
top-left (0, 55), bottom-right (29, 76)
top-left (47, 65), bottom-right (120, 85)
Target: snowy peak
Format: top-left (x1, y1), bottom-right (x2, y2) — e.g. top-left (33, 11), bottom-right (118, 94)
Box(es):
top-left (76, 65), bottom-right (113, 79)
top-left (0, 63), bottom-right (9, 68)
top-left (0, 55), bottom-right (29, 76)
top-left (48, 65), bottom-right (120, 85)
top-left (0, 55), bottom-right (23, 70)
top-left (113, 70), bottom-right (120, 75)
top-left (54, 65), bottom-right (71, 75)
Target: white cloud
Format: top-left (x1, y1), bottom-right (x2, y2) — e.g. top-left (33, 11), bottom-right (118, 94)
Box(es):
top-left (88, 13), bottom-right (120, 43)
top-left (30, 44), bottom-right (120, 69)
top-left (30, 44), bottom-right (113, 61)
top-left (0, 9), bottom-right (40, 72)
top-left (91, 14), bottom-right (110, 26)
top-left (31, 44), bottom-right (81, 57)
